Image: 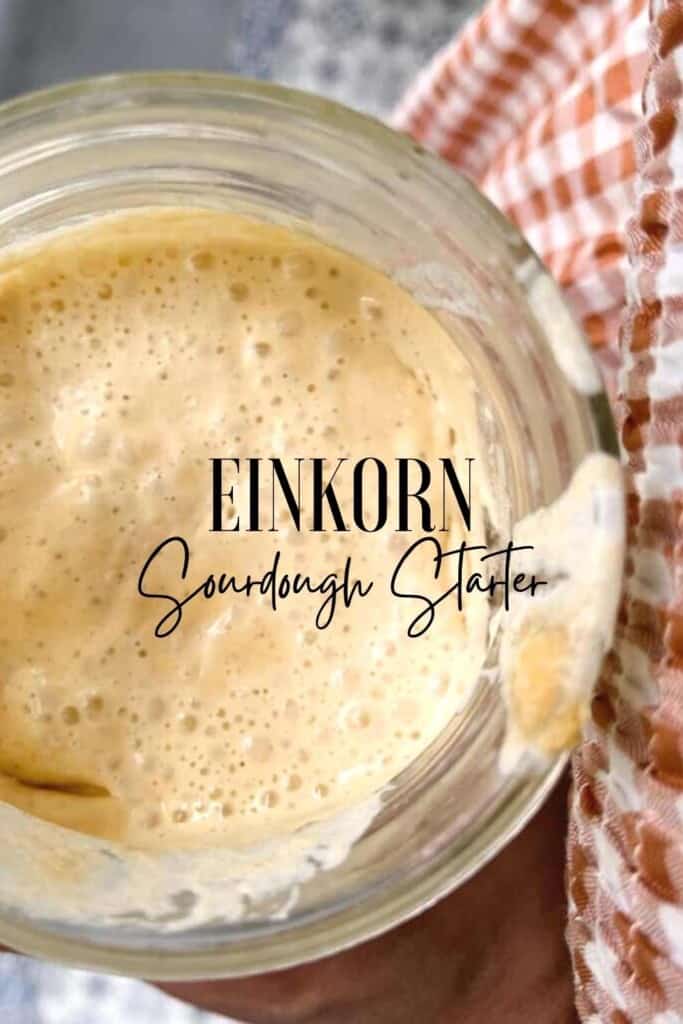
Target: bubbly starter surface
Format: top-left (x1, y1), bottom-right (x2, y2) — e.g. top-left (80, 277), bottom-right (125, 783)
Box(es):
top-left (0, 210), bottom-right (487, 849)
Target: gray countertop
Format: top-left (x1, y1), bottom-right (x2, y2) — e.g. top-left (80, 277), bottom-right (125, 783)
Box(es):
top-left (0, 0), bottom-right (477, 115)
top-left (0, 1), bottom-right (480, 1021)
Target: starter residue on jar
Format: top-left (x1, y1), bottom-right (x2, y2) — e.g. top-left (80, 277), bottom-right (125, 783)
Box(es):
top-left (498, 453), bottom-right (624, 769)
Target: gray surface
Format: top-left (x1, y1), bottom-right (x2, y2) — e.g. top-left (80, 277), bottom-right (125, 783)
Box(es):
top-left (0, 0), bottom-right (478, 115)
top-left (0, 1), bottom-right (481, 1021)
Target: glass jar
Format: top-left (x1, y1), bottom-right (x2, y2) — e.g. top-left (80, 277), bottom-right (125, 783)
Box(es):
top-left (0, 73), bottom-right (623, 979)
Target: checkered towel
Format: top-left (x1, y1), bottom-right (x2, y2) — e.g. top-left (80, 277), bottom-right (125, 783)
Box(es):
top-left (397, 1), bottom-right (683, 1020)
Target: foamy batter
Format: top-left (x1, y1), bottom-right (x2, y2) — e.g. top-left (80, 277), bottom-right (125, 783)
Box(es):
top-left (0, 210), bottom-right (491, 850)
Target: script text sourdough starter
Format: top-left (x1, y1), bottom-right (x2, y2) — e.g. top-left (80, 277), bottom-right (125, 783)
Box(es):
top-left (0, 210), bottom-right (499, 850)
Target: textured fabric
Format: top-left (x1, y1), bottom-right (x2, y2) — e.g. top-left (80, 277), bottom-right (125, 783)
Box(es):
top-left (396, 1), bottom-right (683, 1020)
top-left (395, 0), bottom-right (648, 396)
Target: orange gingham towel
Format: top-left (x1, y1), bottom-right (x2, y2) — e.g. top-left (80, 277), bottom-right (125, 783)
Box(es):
top-left (396, 1), bottom-right (683, 1020)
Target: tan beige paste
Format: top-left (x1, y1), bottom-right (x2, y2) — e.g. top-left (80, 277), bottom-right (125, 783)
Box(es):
top-left (0, 209), bottom-right (492, 850)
